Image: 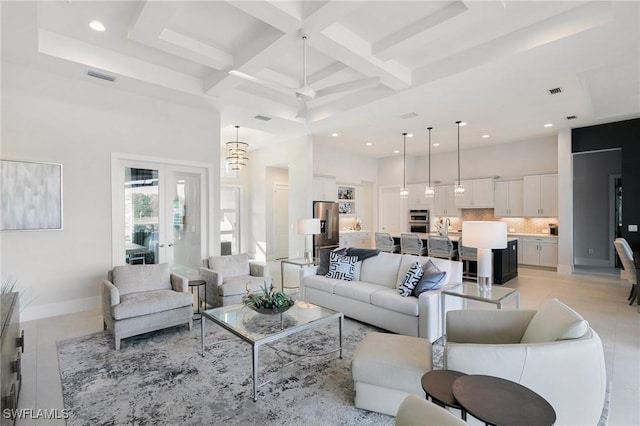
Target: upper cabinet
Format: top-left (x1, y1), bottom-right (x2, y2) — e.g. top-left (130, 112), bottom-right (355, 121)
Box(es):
top-left (494, 180), bottom-right (524, 217)
top-left (454, 178), bottom-right (495, 208)
top-left (433, 185), bottom-right (461, 217)
top-left (407, 183), bottom-right (435, 210)
top-left (523, 174), bottom-right (558, 217)
top-left (338, 185), bottom-right (357, 215)
top-left (313, 176), bottom-right (337, 202)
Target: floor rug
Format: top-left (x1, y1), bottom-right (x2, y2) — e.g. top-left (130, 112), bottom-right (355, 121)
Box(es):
top-left (58, 318), bottom-right (441, 426)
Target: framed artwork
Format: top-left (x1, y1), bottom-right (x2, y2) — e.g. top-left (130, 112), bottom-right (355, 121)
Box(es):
top-left (0, 159), bottom-right (63, 230)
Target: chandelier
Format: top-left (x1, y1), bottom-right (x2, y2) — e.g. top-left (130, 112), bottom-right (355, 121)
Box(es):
top-left (226, 125), bottom-right (249, 171)
top-left (424, 127), bottom-right (435, 198)
top-left (454, 121), bottom-right (465, 196)
top-left (400, 132), bottom-right (409, 198)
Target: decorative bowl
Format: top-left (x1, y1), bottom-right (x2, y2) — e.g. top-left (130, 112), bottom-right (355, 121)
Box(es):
top-left (247, 304), bottom-right (293, 315)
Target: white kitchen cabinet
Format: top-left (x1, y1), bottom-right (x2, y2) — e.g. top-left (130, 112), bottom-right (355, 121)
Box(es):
top-left (339, 231), bottom-right (371, 249)
top-left (433, 185), bottom-right (461, 217)
top-left (407, 183), bottom-right (435, 210)
top-left (523, 174), bottom-right (557, 217)
top-left (454, 178), bottom-right (495, 208)
top-left (520, 236), bottom-right (557, 267)
top-left (494, 180), bottom-right (524, 217)
top-left (313, 176), bottom-right (337, 202)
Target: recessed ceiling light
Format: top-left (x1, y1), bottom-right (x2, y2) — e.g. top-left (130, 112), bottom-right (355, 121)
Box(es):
top-left (433, 143), bottom-right (440, 147)
top-left (331, 133), bottom-right (339, 137)
top-left (459, 122), bottom-right (467, 126)
top-left (407, 133), bottom-right (414, 138)
top-left (393, 150), bottom-right (400, 154)
top-left (544, 123), bottom-right (553, 128)
top-left (89, 21), bottom-right (106, 32)
top-left (482, 134), bottom-right (490, 139)
top-left (365, 142), bottom-right (373, 146)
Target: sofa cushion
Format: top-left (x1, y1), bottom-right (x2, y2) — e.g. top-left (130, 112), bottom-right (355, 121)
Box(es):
top-left (303, 275), bottom-right (343, 294)
top-left (412, 260), bottom-right (447, 296)
top-left (317, 247), bottom-right (347, 276)
top-left (219, 275), bottom-right (267, 297)
top-left (398, 262), bottom-right (424, 297)
top-left (333, 281), bottom-right (384, 303)
top-left (112, 289), bottom-right (192, 320)
top-left (325, 252), bottom-right (358, 281)
top-left (521, 298), bottom-right (590, 343)
top-left (371, 288), bottom-right (420, 316)
top-left (359, 252), bottom-right (403, 288)
top-left (111, 263), bottom-right (171, 296)
top-left (209, 253), bottom-right (250, 278)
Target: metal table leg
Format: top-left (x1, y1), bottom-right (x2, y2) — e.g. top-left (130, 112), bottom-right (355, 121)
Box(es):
top-left (201, 315), bottom-right (205, 357)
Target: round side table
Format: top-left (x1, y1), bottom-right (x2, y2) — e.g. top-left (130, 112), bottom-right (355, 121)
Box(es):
top-left (421, 370), bottom-right (467, 420)
top-left (188, 279), bottom-right (206, 320)
top-left (452, 374), bottom-right (556, 426)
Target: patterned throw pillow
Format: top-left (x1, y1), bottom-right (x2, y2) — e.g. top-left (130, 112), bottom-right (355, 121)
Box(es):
top-left (398, 262), bottom-right (424, 297)
top-left (325, 251), bottom-right (358, 281)
top-left (412, 260), bottom-right (447, 296)
top-left (316, 248), bottom-right (347, 275)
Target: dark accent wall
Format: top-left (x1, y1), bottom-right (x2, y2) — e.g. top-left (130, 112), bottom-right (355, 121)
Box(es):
top-left (572, 118), bottom-right (640, 245)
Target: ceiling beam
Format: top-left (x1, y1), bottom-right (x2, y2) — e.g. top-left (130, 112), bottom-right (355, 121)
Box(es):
top-left (226, 0), bottom-right (301, 32)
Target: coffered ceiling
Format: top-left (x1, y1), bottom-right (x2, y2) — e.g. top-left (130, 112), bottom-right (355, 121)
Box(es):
top-left (2, 1), bottom-right (639, 158)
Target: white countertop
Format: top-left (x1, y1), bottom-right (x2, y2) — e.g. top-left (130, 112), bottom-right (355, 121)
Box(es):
top-left (340, 229), bottom-right (371, 233)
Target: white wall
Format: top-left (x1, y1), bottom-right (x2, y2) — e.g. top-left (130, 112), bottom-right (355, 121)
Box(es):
top-left (313, 141), bottom-right (378, 183)
top-left (249, 136), bottom-right (313, 261)
top-left (0, 62), bottom-right (220, 320)
top-left (379, 136), bottom-right (558, 186)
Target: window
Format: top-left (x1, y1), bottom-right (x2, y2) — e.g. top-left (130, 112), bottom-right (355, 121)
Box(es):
top-left (220, 186), bottom-right (240, 254)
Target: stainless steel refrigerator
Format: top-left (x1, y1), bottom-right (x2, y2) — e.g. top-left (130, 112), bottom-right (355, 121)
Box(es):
top-left (313, 201), bottom-right (339, 256)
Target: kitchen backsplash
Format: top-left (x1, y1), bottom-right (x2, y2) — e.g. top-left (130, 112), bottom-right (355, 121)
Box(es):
top-left (435, 209), bottom-right (559, 234)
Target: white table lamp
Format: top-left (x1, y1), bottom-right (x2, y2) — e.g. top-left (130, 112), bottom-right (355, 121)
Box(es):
top-left (462, 221), bottom-right (507, 291)
top-left (297, 218), bottom-right (321, 262)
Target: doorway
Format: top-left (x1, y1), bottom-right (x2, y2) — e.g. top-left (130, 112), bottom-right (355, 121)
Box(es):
top-left (379, 186), bottom-right (402, 233)
top-left (112, 157), bottom-right (209, 271)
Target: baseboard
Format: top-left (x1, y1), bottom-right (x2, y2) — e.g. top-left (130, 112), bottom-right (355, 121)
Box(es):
top-left (575, 257), bottom-right (611, 267)
top-left (21, 296), bottom-right (101, 322)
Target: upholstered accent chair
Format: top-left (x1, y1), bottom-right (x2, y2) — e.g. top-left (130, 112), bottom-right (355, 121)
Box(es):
top-left (375, 232), bottom-right (400, 253)
top-left (102, 263), bottom-right (193, 350)
top-left (444, 298), bottom-right (607, 426)
top-left (614, 237), bottom-right (638, 305)
top-left (400, 233), bottom-right (427, 256)
top-left (395, 395), bottom-right (466, 426)
top-left (427, 235), bottom-right (457, 260)
top-left (199, 253), bottom-right (271, 307)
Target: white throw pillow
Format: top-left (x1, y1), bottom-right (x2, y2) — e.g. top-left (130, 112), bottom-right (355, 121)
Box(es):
top-left (521, 298), bottom-right (590, 343)
top-left (398, 262), bottom-right (424, 297)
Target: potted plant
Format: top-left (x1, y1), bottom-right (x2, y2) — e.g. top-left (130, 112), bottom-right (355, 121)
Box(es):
top-left (243, 282), bottom-right (294, 315)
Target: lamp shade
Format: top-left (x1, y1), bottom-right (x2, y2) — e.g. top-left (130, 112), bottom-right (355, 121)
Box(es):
top-left (297, 218), bottom-right (321, 235)
top-left (462, 221), bottom-right (507, 249)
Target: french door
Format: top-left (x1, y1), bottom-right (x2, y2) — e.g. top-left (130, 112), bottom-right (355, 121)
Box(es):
top-left (112, 158), bottom-right (208, 270)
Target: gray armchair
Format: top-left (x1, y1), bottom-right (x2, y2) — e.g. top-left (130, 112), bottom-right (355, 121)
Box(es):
top-left (102, 263), bottom-right (193, 350)
top-left (199, 253), bottom-right (271, 307)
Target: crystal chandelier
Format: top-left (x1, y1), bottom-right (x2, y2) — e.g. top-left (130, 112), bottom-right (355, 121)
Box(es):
top-left (226, 125), bottom-right (249, 172)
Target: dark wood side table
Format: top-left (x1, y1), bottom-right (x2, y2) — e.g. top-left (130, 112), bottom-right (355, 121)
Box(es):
top-left (452, 375), bottom-right (556, 426)
top-left (421, 370), bottom-right (467, 420)
top-left (188, 279), bottom-right (206, 320)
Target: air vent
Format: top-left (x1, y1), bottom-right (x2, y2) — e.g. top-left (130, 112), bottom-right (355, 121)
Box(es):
top-left (400, 112), bottom-right (418, 119)
top-left (254, 115), bottom-right (272, 121)
top-left (548, 87), bottom-right (562, 95)
top-left (566, 115), bottom-right (578, 120)
top-left (87, 70), bottom-right (116, 82)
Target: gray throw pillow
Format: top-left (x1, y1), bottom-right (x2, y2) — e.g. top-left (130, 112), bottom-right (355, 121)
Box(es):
top-left (412, 260), bottom-right (446, 296)
top-left (345, 247), bottom-right (381, 261)
top-left (317, 248), bottom-right (347, 275)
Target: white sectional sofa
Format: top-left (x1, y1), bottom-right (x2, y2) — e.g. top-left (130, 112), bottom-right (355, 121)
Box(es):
top-left (301, 252), bottom-right (463, 342)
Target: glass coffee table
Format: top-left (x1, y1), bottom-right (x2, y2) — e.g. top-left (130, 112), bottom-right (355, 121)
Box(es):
top-left (440, 283), bottom-right (520, 342)
top-left (200, 301), bottom-right (343, 401)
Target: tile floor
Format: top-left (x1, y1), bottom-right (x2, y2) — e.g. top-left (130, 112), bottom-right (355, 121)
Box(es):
top-left (15, 265), bottom-right (640, 425)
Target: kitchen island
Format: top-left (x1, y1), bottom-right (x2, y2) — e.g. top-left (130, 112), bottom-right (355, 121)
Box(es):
top-left (387, 232), bottom-right (518, 284)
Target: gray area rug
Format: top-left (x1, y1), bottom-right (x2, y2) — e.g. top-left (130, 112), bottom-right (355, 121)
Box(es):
top-left (57, 318), bottom-right (444, 426)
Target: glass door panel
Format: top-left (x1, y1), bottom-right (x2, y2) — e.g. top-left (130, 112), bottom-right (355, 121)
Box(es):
top-left (124, 167), bottom-right (160, 264)
top-left (167, 169), bottom-right (203, 271)
top-left (220, 187), bottom-right (240, 254)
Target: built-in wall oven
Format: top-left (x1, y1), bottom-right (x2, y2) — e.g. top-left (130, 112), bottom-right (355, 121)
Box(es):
top-left (409, 209), bottom-right (429, 233)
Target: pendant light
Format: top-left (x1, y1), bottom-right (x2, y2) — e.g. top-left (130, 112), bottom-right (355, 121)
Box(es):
top-left (424, 127), bottom-right (435, 198)
top-left (454, 120), bottom-right (465, 196)
top-left (226, 125), bottom-right (249, 171)
top-left (400, 132), bottom-right (409, 198)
